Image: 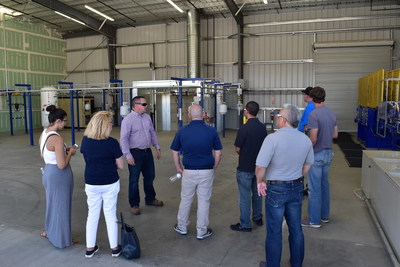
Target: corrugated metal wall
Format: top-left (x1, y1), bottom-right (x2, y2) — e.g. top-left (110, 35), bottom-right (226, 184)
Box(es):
top-left (64, 5), bottom-right (400, 130)
top-left (0, 16), bottom-right (66, 132)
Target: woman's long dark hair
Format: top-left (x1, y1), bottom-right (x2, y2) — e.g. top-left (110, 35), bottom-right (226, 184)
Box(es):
top-left (46, 105), bottom-right (67, 124)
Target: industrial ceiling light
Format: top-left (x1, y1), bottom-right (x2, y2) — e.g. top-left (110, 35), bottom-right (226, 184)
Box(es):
top-left (84, 5), bottom-right (114, 21)
top-left (55, 11), bottom-right (86, 26)
top-left (263, 0), bottom-right (268, 4)
top-left (166, 0), bottom-right (184, 13)
top-left (0, 5), bottom-right (22, 16)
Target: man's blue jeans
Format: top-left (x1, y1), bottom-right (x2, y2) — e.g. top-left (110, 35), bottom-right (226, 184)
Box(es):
top-left (307, 148), bottom-right (332, 224)
top-left (265, 181), bottom-right (304, 267)
top-left (128, 149), bottom-right (156, 207)
top-left (236, 170), bottom-right (263, 228)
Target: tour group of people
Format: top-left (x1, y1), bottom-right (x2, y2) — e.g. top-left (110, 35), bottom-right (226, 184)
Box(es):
top-left (39, 87), bottom-right (337, 266)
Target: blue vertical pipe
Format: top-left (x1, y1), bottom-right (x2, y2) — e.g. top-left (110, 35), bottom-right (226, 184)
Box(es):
top-left (129, 88), bottom-right (133, 111)
top-left (27, 85), bottom-right (34, 146)
top-left (102, 89), bottom-right (106, 110)
top-left (222, 87), bottom-right (226, 138)
top-left (214, 85), bottom-right (217, 130)
top-left (75, 90), bottom-right (80, 132)
top-left (15, 84), bottom-right (34, 145)
top-left (8, 93), bottom-right (13, 136)
top-left (178, 81), bottom-right (183, 129)
top-left (69, 89), bottom-right (75, 145)
top-left (23, 92), bottom-right (28, 134)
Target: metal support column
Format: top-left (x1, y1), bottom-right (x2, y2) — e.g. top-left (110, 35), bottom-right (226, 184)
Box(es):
top-left (75, 90), bottom-right (80, 132)
top-left (8, 93), bottom-right (13, 136)
top-left (23, 92), bottom-right (28, 134)
top-left (59, 82), bottom-right (75, 145)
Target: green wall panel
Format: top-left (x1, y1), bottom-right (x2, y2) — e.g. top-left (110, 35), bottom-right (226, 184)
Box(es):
top-left (30, 54), bottom-right (65, 73)
top-left (0, 70), bottom-right (26, 88)
top-left (5, 19), bottom-right (49, 36)
top-left (25, 34), bottom-right (66, 56)
top-left (0, 29), bottom-right (3, 47)
top-left (0, 50), bottom-right (4, 68)
top-left (27, 73), bottom-right (65, 88)
top-left (0, 110), bottom-right (41, 133)
top-left (5, 30), bottom-right (23, 49)
top-left (6, 51), bottom-right (28, 70)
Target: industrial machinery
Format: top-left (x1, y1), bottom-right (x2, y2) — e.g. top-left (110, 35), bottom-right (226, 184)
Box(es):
top-left (356, 68), bottom-right (400, 149)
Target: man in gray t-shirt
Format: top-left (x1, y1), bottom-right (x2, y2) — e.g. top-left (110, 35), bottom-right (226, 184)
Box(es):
top-left (255, 105), bottom-right (314, 267)
top-left (302, 86), bottom-right (338, 228)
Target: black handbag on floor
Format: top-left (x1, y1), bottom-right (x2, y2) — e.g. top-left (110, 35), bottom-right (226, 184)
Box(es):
top-left (119, 212), bottom-right (141, 259)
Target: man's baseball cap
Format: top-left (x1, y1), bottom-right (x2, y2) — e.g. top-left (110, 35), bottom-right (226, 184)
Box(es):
top-left (301, 87), bottom-right (313, 96)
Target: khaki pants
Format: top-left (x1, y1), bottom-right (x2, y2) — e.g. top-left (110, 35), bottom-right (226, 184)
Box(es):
top-left (177, 169), bottom-right (214, 236)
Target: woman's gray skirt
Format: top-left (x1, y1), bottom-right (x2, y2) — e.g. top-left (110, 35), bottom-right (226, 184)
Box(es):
top-left (42, 164), bottom-right (74, 249)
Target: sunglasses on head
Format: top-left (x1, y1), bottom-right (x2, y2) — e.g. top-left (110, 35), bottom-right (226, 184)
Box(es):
top-left (134, 102), bottom-right (147, 106)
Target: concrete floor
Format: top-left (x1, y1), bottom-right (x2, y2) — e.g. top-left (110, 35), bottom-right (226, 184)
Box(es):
top-left (0, 128), bottom-right (393, 267)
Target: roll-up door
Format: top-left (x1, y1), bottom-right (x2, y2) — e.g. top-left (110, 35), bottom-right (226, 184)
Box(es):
top-left (314, 40), bottom-right (392, 132)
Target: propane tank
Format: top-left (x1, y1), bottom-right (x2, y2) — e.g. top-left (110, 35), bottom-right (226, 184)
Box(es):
top-left (120, 102), bottom-right (130, 117)
top-left (40, 87), bottom-right (58, 128)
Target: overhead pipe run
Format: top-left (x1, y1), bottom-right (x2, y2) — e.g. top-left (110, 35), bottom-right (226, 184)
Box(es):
top-left (115, 62), bottom-right (155, 70)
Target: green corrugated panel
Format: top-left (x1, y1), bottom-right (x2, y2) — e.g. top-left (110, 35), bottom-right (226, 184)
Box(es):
top-left (25, 34), bottom-right (66, 56)
top-left (5, 19), bottom-right (49, 36)
top-left (0, 70), bottom-right (4, 88)
top-left (6, 51), bottom-right (28, 70)
top-left (51, 30), bottom-right (62, 39)
top-left (0, 93), bottom-right (7, 110)
top-left (30, 54), bottom-right (65, 73)
top-left (27, 73), bottom-right (65, 88)
top-left (0, 49), bottom-right (4, 68)
top-left (0, 110), bottom-right (42, 133)
top-left (0, 71), bottom-right (26, 88)
top-left (0, 28), bottom-right (3, 47)
top-left (5, 30), bottom-right (23, 49)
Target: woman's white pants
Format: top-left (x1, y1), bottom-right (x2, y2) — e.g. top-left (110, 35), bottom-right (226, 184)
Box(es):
top-left (85, 180), bottom-right (120, 248)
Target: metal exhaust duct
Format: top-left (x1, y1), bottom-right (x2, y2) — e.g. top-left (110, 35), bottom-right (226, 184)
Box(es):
top-left (187, 9), bottom-right (200, 78)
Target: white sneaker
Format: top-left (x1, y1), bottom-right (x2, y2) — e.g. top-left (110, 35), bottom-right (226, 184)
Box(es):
top-left (301, 220), bottom-right (321, 228)
top-left (173, 224), bottom-right (187, 235)
top-left (197, 229), bottom-right (213, 240)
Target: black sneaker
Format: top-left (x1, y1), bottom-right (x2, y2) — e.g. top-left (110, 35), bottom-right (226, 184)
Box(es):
top-left (85, 245), bottom-right (99, 259)
top-left (197, 228), bottom-right (213, 240)
top-left (252, 218), bottom-right (263, 226)
top-left (111, 245), bottom-right (122, 257)
top-left (173, 224), bottom-right (187, 235)
top-left (230, 223), bottom-right (252, 232)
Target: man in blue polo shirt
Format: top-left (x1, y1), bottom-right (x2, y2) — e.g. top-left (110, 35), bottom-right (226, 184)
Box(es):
top-left (298, 87), bottom-right (314, 133)
top-left (170, 104), bottom-right (222, 240)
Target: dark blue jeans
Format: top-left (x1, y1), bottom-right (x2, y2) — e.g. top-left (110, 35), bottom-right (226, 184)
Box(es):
top-left (265, 181), bottom-right (304, 267)
top-left (128, 149), bottom-right (156, 207)
top-left (236, 170), bottom-right (263, 228)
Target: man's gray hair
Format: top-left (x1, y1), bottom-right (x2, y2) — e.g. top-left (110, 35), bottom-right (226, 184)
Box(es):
top-left (282, 105), bottom-right (301, 128)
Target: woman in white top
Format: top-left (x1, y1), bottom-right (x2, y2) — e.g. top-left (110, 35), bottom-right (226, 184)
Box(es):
top-left (39, 105), bottom-right (77, 248)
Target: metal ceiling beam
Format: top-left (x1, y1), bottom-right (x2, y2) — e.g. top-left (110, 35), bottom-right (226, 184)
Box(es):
top-left (223, 0), bottom-right (243, 26)
top-left (32, 0), bottom-right (116, 38)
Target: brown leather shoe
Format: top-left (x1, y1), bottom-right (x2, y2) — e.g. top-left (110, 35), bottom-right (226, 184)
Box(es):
top-left (146, 199), bottom-right (164, 207)
top-left (131, 206), bottom-right (141, 215)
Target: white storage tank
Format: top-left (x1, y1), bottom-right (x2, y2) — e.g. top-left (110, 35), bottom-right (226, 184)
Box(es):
top-left (40, 87), bottom-right (58, 128)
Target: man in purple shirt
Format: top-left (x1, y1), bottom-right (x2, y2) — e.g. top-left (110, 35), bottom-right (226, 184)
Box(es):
top-left (120, 96), bottom-right (163, 215)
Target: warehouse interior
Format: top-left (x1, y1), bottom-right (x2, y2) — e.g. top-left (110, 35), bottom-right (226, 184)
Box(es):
top-left (1, 0), bottom-right (400, 266)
